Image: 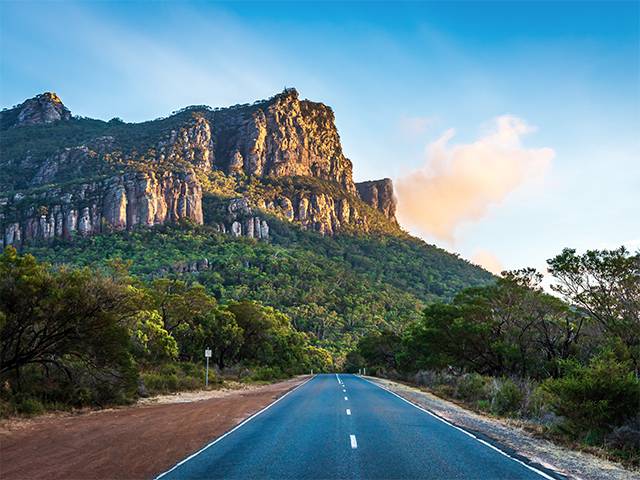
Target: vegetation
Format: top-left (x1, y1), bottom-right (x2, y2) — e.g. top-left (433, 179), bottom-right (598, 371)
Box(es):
top-left (349, 247), bottom-right (640, 464)
top-left (24, 219), bottom-right (491, 355)
top-left (0, 247), bottom-right (332, 416)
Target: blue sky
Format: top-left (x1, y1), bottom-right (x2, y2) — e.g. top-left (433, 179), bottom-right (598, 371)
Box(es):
top-left (1, 1), bottom-right (638, 273)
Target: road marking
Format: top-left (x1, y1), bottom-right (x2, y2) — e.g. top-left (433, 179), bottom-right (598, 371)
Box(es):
top-left (335, 373), bottom-right (341, 385)
top-left (346, 409), bottom-right (351, 415)
top-left (361, 377), bottom-right (556, 480)
top-left (350, 434), bottom-right (358, 449)
top-left (156, 375), bottom-right (316, 479)
top-left (344, 396), bottom-right (348, 400)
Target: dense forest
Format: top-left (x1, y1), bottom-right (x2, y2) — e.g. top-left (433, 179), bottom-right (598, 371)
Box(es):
top-left (348, 246), bottom-right (640, 464)
top-left (0, 246), bottom-right (333, 416)
top-left (23, 218), bottom-right (491, 354)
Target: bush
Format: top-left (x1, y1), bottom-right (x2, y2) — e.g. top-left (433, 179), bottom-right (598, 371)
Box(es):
top-left (14, 397), bottom-right (45, 416)
top-left (141, 362), bottom-right (209, 394)
top-left (248, 366), bottom-right (285, 382)
top-left (541, 352), bottom-right (640, 438)
top-left (491, 378), bottom-right (524, 416)
top-left (455, 373), bottom-right (489, 402)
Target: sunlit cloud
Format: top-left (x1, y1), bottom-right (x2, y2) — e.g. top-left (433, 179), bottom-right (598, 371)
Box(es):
top-left (395, 115), bottom-right (555, 243)
top-left (471, 249), bottom-right (504, 275)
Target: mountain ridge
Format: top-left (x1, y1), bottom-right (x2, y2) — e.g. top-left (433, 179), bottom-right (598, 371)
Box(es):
top-left (0, 89), bottom-right (399, 246)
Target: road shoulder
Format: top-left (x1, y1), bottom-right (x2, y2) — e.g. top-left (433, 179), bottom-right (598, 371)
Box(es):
top-left (369, 376), bottom-right (639, 480)
top-left (0, 376), bottom-right (307, 480)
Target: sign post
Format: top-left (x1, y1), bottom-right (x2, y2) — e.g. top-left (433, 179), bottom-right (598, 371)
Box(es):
top-left (205, 348), bottom-right (212, 387)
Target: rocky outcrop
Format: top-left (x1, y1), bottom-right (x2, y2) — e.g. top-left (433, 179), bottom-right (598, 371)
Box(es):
top-left (1, 92), bottom-right (71, 128)
top-left (1, 171), bottom-right (202, 247)
top-left (255, 193), bottom-right (368, 236)
top-left (208, 89), bottom-right (355, 193)
top-left (356, 178), bottom-right (397, 221)
top-left (207, 197), bottom-right (270, 240)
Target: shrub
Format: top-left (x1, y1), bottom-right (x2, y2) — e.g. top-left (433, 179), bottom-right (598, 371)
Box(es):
top-left (455, 373), bottom-right (489, 402)
top-left (14, 397), bottom-right (45, 416)
top-left (491, 378), bottom-right (524, 416)
top-left (248, 366), bottom-right (285, 381)
top-left (141, 362), bottom-right (208, 394)
top-left (541, 352), bottom-right (640, 438)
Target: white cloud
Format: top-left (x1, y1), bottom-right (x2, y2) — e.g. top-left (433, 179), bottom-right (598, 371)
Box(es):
top-left (395, 115), bottom-right (555, 243)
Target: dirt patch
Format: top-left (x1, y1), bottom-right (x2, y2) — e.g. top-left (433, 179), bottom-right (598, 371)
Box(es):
top-left (0, 376), bottom-right (307, 480)
top-left (370, 377), bottom-right (639, 480)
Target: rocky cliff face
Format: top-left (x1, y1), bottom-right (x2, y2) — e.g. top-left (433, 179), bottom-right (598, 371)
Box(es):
top-left (356, 178), bottom-right (397, 221)
top-left (211, 89), bottom-right (355, 193)
top-left (2, 171), bottom-right (202, 247)
top-left (1, 89), bottom-right (399, 246)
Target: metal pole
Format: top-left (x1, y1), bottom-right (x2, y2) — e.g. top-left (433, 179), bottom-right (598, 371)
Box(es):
top-left (205, 356), bottom-right (209, 387)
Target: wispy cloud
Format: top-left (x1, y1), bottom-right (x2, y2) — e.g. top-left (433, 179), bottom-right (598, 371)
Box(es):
top-left (395, 115), bottom-right (555, 243)
top-left (398, 115), bottom-right (436, 138)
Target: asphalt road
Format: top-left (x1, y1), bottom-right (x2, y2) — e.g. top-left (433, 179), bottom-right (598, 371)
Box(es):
top-left (157, 374), bottom-right (556, 480)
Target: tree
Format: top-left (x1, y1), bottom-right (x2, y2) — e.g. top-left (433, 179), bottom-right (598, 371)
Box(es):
top-left (0, 247), bottom-right (137, 395)
top-left (548, 247), bottom-right (640, 369)
top-left (148, 279), bottom-right (216, 332)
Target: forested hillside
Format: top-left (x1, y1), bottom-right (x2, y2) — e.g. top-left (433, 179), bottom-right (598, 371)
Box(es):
top-left (0, 89), bottom-right (492, 417)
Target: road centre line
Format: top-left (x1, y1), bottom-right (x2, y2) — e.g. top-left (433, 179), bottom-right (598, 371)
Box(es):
top-left (350, 434), bottom-right (358, 449)
top-left (344, 396), bottom-right (348, 400)
top-left (346, 409), bottom-right (351, 415)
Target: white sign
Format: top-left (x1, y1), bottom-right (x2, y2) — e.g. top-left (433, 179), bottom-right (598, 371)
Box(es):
top-left (205, 348), bottom-right (212, 358)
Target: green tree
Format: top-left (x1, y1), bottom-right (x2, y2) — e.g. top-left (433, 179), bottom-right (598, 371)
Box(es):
top-left (0, 247), bottom-right (137, 399)
top-left (548, 247), bottom-right (640, 370)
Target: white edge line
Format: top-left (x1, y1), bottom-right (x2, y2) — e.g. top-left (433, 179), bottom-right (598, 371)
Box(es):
top-left (155, 375), bottom-right (316, 479)
top-left (361, 377), bottom-right (556, 480)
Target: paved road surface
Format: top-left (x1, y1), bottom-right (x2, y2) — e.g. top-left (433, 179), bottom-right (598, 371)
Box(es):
top-left (158, 374), bottom-right (557, 479)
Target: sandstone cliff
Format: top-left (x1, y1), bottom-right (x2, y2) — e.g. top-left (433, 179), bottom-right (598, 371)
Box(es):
top-left (2, 171), bottom-right (202, 246)
top-left (355, 178), bottom-right (397, 221)
top-left (0, 89), bottom-right (399, 247)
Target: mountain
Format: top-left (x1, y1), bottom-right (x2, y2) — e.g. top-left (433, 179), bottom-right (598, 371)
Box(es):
top-left (0, 89), bottom-right (492, 351)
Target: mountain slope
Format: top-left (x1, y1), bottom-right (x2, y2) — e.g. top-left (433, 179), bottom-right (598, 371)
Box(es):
top-left (0, 89), bottom-right (493, 351)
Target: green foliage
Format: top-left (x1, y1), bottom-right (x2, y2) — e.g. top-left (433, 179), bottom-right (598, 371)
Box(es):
top-left (491, 379), bottom-right (524, 416)
top-left (141, 363), bottom-right (211, 394)
top-left (24, 218), bottom-right (491, 356)
top-left (541, 351), bottom-right (640, 438)
top-left (548, 247), bottom-right (640, 370)
top-left (455, 373), bottom-right (489, 403)
top-left (0, 246), bottom-right (138, 407)
top-left (0, 248), bottom-right (335, 417)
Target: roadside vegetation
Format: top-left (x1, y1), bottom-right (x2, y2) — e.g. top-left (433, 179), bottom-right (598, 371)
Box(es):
top-left (347, 247), bottom-right (640, 466)
top-left (0, 247), bottom-right (333, 417)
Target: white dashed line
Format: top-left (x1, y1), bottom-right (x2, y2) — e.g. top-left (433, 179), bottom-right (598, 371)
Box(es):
top-left (350, 434), bottom-right (358, 449)
top-left (344, 396), bottom-right (348, 400)
top-left (346, 409), bottom-right (351, 415)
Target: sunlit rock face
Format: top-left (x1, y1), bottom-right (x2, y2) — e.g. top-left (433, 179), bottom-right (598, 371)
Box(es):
top-left (356, 178), bottom-right (397, 221)
top-left (1, 88), bottom-right (400, 246)
top-left (210, 89), bottom-right (355, 194)
top-left (1, 92), bottom-right (72, 128)
top-left (2, 171), bottom-right (202, 247)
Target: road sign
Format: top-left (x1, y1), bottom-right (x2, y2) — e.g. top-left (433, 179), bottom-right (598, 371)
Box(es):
top-left (205, 348), bottom-right (212, 387)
